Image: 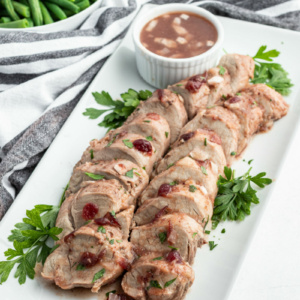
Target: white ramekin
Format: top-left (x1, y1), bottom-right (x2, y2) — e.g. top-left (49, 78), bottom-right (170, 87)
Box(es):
top-left (132, 4), bottom-right (224, 89)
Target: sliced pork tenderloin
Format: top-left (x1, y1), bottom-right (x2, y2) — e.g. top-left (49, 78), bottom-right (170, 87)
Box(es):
top-left (122, 252), bottom-right (194, 300)
top-left (219, 53), bottom-right (255, 92)
top-left (131, 213), bottom-right (205, 264)
top-left (140, 157), bottom-right (218, 204)
top-left (242, 84), bottom-right (289, 131)
top-left (154, 129), bottom-right (226, 176)
top-left (116, 206), bottom-right (135, 240)
top-left (68, 159), bottom-right (148, 202)
top-left (42, 222), bottom-right (135, 293)
top-left (224, 94), bottom-right (263, 154)
top-left (181, 106), bottom-right (240, 165)
top-left (80, 132), bottom-right (157, 175)
top-left (134, 180), bottom-right (212, 229)
top-left (125, 89), bottom-right (187, 143)
top-left (114, 112), bottom-right (171, 158)
top-left (168, 74), bottom-right (210, 119)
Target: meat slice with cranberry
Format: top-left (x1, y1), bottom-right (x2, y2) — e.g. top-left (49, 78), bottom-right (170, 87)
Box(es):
top-left (219, 53), bottom-right (255, 92)
top-left (121, 252), bottom-right (194, 300)
top-left (80, 132), bottom-right (157, 175)
top-left (68, 159), bottom-right (148, 203)
top-left (181, 106), bottom-right (240, 165)
top-left (154, 129), bottom-right (226, 176)
top-left (42, 222), bottom-right (135, 292)
top-left (131, 213), bottom-right (204, 264)
top-left (134, 180), bottom-right (212, 228)
top-left (224, 94), bottom-right (263, 154)
top-left (168, 74), bottom-right (210, 119)
top-left (125, 89), bottom-right (187, 144)
top-left (242, 83), bottom-right (289, 131)
top-left (113, 112), bottom-right (171, 158)
top-left (140, 156), bottom-right (219, 204)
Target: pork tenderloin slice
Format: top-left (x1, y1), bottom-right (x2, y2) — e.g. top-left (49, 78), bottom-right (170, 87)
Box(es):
top-left (224, 94), bottom-right (263, 154)
top-left (206, 66), bottom-right (233, 107)
top-left (154, 129), bottom-right (226, 176)
top-left (42, 223), bottom-right (135, 292)
top-left (68, 159), bottom-right (148, 202)
top-left (181, 106), bottom-right (240, 165)
top-left (168, 74), bottom-right (210, 119)
top-left (140, 157), bottom-right (218, 204)
top-left (125, 89), bottom-right (187, 144)
top-left (80, 132), bottom-right (157, 175)
top-left (219, 53), bottom-right (255, 92)
top-left (242, 84), bottom-right (289, 131)
top-left (134, 181), bottom-right (212, 228)
top-left (116, 205), bottom-right (134, 240)
top-left (114, 112), bottom-right (171, 158)
top-left (71, 179), bottom-right (130, 229)
top-left (121, 252), bottom-right (194, 300)
top-left (131, 213), bottom-right (204, 264)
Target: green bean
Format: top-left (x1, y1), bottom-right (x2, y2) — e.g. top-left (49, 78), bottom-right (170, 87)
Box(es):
top-left (26, 16), bottom-right (33, 26)
top-left (62, 8), bottom-right (73, 17)
top-left (0, 18), bottom-right (29, 27)
top-left (44, 2), bottom-right (66, 20)
top-left (28, 0), bottom-right (43, 26)
top-left (12, 1), bottom-right (31, 18)
top-left (0, 16), bottom-right (11, 23)
top-left (3, 0), bottom-right (19, 21)
top-left (47, 0), bottom-right (79, 14)
top-left (39, 2), bottom-right (53, 24)
top-left (76, 0), bottom-right (89, 11)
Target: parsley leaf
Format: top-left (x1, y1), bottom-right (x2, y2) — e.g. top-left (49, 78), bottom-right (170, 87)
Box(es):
top-left (83, 89), bottom-right (152, 131)
top-left (85, 172), bottom-right (105, 180)
top-left (251, 45), bottom-right (293, 95)
top-left (148, 280), bottom-right (162, 290)
top-left (123, 139), bottom-right (133, 149)
top-left (125, 168), bottom-right (135, 178)
top-left (189, 185), bottom-right (197, 192)
top-left (152, 256), bottom-right (163, 261)
top-left (212, 166), bottom-right (272, 229)
top-left (92, 268), bottom-right (105, 283)
top-left (164, 278), bottom-right (177, 288)
top-left (146, 136), bottom-right (153, 141)
top-left (219, 66), bottom-right (226, 75)
top-left (209, 241), bottom-right (218, 251)
top-left (158, 232), bottom-right (167, 244)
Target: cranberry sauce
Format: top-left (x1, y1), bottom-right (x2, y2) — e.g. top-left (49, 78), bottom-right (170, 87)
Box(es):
top-left (180, 131), bottom-right (195, 141)
top-left (95, 212), bottom-right (121, 228)
top-left (133, 139), bottom-right (152, 155)
top-left (158, 184), bottom-right (173, 197)
top-left (165, 250), bottom-right (183, 263)
top-left (185, 74), bottom-right (207, 93)
top-left (228, 96), bottom-right (241, 104)
top-left (82, 203), bottom-right (99, 220)
top-left (79, 251), bottom-right (99, 268)
top-left (64, 231), bottom-right (75, 244)
top-left (152, 205), bottom-right (169, 222)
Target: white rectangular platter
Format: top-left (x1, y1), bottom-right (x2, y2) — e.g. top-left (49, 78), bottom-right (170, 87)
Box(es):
top-left (1, 5), bottom-right (300, 300)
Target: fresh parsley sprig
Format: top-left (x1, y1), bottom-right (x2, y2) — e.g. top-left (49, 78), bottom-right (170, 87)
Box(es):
top-left (251, 45), bottom-right (293, 95)
top-left (212, 166), bottom-right (272, 229)
top-left (83, 89), bottom-right (152, 131)
top-left (0, 183), bottom-right (69, 285)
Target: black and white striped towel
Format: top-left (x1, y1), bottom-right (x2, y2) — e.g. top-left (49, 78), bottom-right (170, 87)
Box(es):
top-left (0, 0), bottom-right (299, 220)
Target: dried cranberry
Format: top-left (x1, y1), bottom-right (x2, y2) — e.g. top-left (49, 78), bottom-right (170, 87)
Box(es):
top-left (185, 74), bottom-right (207, 93)
top-left (152, 205), bottom-right (169, 222)
top-left (82, 203), bottom-right (99, 220)
top-left (95, 212), bottom-right (121, 228)
top-left (79, 251), bottom-right (99, 268)
top-left (166, 250), bottom-right (182, 263)
top-left (133, 139), bottom-right (152, 155)
top-left (146, 113), bottom-right (160, 120)
top-left (228, 96), bottom-right (241, 104)
top-left (156, 89), bottom-right (164, 101)
top-left (118, 257), bottom-right (131, 271)
top-left (158, 184), bottom-right (172, 197)
top-left (180, 131), bottom-right (195, 141)
top-left (64, 231), bottom-right (75, 244)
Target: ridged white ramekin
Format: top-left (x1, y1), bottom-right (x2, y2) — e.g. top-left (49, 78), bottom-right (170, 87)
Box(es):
top-left (132, 4), bottom-right (224, 89)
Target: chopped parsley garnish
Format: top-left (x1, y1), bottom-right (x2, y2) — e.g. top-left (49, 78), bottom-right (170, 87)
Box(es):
top-left (125, 168), bottom-right (135, 178)
top-left (169, 181), bottom-right (177, 186)
top-left (153, 256), bottom-right (163, 261)
top-left (146, 136), bottom-right (153, 141)
top-left (143, 120), bottom-right (151, 123)
top-left (236, 92), bottom-right (241, 96)
top-left (176, 84), bottom-right (183, 86)
top-left (221, 228), bottom-right (226, 234)
top-left (167, 163), bottom-right (174, 169)
top-left (251, 45), bottom-right (293, 95)
top-left (212, 166), bottom-right (272, 229)
top-left (165, 132), bottom-right (169, 138)
top-left (148, 280), bottom-right (162, 290)
top-left (164, 277), bottom-right (177, 288)
top-left (106, 133), bottom-right (119, 147)
top-left (83, 89), bottom-right (152, 131)
top-left (204, 138), bottom-right (207, 146)
top-left (134, 172), bottom-right (141, 177)
top-left (168, 246), bottom-right (178, 250)
top-left (90, 149), bottom-right (94, 159)
top-left (111, 210), bottom-right (116, 217)
top-left (192, 232), bottom-right (198, 238)
top-left (98, 226), bottom-right (106, 233)
top-left (201, 166), bottom-right (208, 175)
top-left (116, 240), bottom-right (122, 243)
top-left (123, 139), bottom-right (133, 149)
top-left (230, 151), bottom-right (236, 156)
top-left (189, 185), bottom-right (197, 192)
top-left (85, 172), bottom-right (105, 180)
top-left (219, 66), bottom-right (226, 75)
top-left (92, 268), bottom-right (105, 283)
top-left (248, 159), bottom-right (253, 165)
top-left (142, 166), bottom-right (146, 170)
top-left (76, 264), bottom-right (86, 271)
top-left (205, 230), bottom-right (211, 234)
top-left (204, 216), bottom-right (209, 230)
top-left (209, 241), bottom-right (218, 251)
top-left (106, 290), bottom-right (116, 297)
top-left (158, 232), bottom-right (167, 244)
top-left (109, 239), bottom-right (114, 245)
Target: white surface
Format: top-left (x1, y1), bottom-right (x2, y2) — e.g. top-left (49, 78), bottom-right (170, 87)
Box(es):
top-left (1, 9), bottom-right (300, 300)
top-left (0, 0), bottom-right (102, 33)
top-left (132, 3), bottom-right (224, 88)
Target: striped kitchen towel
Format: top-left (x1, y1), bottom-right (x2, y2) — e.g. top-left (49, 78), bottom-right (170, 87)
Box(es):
top-left (0, 0), bottom-right (299, 220)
